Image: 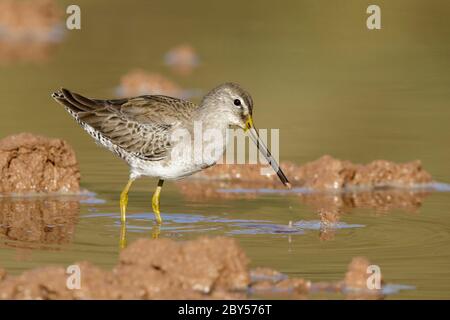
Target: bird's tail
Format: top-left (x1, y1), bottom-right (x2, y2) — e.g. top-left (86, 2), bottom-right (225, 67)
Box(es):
top-left (51, 88), bottom-right (99, 116)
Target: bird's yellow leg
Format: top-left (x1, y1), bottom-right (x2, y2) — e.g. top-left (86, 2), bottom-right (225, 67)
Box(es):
top-left (151, 179), bottom-right (164, 224)
top-left (119, 223), bottom-right (127, 249)
top-left (120, 178), bottom-right (134, 223)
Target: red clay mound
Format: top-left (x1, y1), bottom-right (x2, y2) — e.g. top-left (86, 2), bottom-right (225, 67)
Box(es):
top-left (0, 237), bottom-right (249, 299)
top-left (191, 155), bottom-right (432, 190)
top-left (0, 236), bottom-right (387, 300)
top-left (0, 133), bottom-right (80, 193)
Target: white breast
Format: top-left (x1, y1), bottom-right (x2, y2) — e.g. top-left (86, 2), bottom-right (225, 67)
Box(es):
top-left (129, 126), bottom-right (229, 180)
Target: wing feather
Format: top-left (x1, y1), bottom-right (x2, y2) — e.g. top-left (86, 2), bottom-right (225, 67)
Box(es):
top-left (52, 89), bottom-right (197, 161)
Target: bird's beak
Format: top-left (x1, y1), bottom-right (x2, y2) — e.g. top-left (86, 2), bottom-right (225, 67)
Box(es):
top-left (244, 115), bottom-right (291, 189)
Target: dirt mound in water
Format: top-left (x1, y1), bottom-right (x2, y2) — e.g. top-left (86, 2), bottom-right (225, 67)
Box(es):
top-left (177, 179), bottom-right (430, 211)
top-left (117, 70), bottom-right (184, 98)
top-left (0, 133), bottom-right (80, 194)
top-left (0, 236), bottom-right (385, 300)
top-left (0, 0), bottom-right (64, 64)
top-left (0, 237), bottom-right (249, 299)
top-left (296, 155), bottom-right (432, 189)
top-left (188, 155), bottom-right (432, 190)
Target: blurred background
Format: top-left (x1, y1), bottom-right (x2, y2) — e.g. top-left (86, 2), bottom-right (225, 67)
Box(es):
top-left (1, 0), bottom-right (449, 180)
top-left (0, 0), bottom-right (449, 299)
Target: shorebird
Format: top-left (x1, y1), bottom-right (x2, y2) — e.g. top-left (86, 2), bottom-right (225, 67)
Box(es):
top-left (52, 83), bottom-right (291, 224)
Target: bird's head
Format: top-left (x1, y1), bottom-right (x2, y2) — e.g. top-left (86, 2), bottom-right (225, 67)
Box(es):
top-left (201, 82), bottom-right (291, 188)
top-left (201, 82), bottom-right (254, 131)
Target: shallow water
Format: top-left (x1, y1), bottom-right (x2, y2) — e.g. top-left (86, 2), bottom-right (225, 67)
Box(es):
top-left (1, 0), bottom-right (450, 299)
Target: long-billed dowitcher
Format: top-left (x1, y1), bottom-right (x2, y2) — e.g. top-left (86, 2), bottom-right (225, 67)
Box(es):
top-left (52, 83), bottom-right (291, 224)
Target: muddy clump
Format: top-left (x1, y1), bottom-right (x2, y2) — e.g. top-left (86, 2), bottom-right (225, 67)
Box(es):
top-left (117, 70), bottom-right (185, 98)
top-left (119, 237), bottom-right (250, 294)
top-left (306, 257), bottom-right (384, 299)
top-left (0, 236), bottom-right (391, 300)
top-left (164, 44), bottom-right (200, 75)
top-left (249, 268), bottom-right (309, 299)
top-left (0, 237), bottom-right (249, 299)
top-left (0, 0), bottom-right (64, 64)
top-left (0, 266), bottom-right (73, 299)
top-left (0, 133), bottom-right (80, 194)
top-left (189, 155), bottom-right (432, 190)
top-left (0, 197), bottom-right (79, 248)
top-left (177, 156), bottom-right (432, 217)
top-left (0, 0), bottom-right (62, 38)
top-left (343, 257), bottom-right (384, 299)
top-left (299, 155), bottom-right (432, 190)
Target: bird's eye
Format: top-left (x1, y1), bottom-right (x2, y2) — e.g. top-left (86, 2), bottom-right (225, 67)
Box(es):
top-left (234, 99), bottom-right (241, 107)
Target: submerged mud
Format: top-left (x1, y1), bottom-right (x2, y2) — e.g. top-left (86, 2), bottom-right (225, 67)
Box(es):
top-left (189, 155), bottom-right (432, 190)
top-left (0, 133), bottom-right (80, 194)
top-left (0, 236), bottom-right (385, 300)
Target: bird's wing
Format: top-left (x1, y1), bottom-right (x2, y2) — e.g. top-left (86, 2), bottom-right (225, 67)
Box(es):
top-left (53, 89), bottom-right (197, 161)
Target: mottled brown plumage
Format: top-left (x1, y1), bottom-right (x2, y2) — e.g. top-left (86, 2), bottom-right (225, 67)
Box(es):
top-left (53, 89), bottom-right (197, 161)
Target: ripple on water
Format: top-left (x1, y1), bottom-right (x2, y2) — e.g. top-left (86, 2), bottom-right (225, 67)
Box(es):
top-left (96, 212), bottom-right (364, 236)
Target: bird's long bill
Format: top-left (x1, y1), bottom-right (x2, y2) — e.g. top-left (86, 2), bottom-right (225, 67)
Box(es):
top-left (245, 117), bottom-right (291, 188)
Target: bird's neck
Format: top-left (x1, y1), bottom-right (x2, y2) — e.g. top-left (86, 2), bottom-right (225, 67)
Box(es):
top-left (194, 104), bottom-right (231, 132)
top-left (187, 105), bottom-right (230, 167)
